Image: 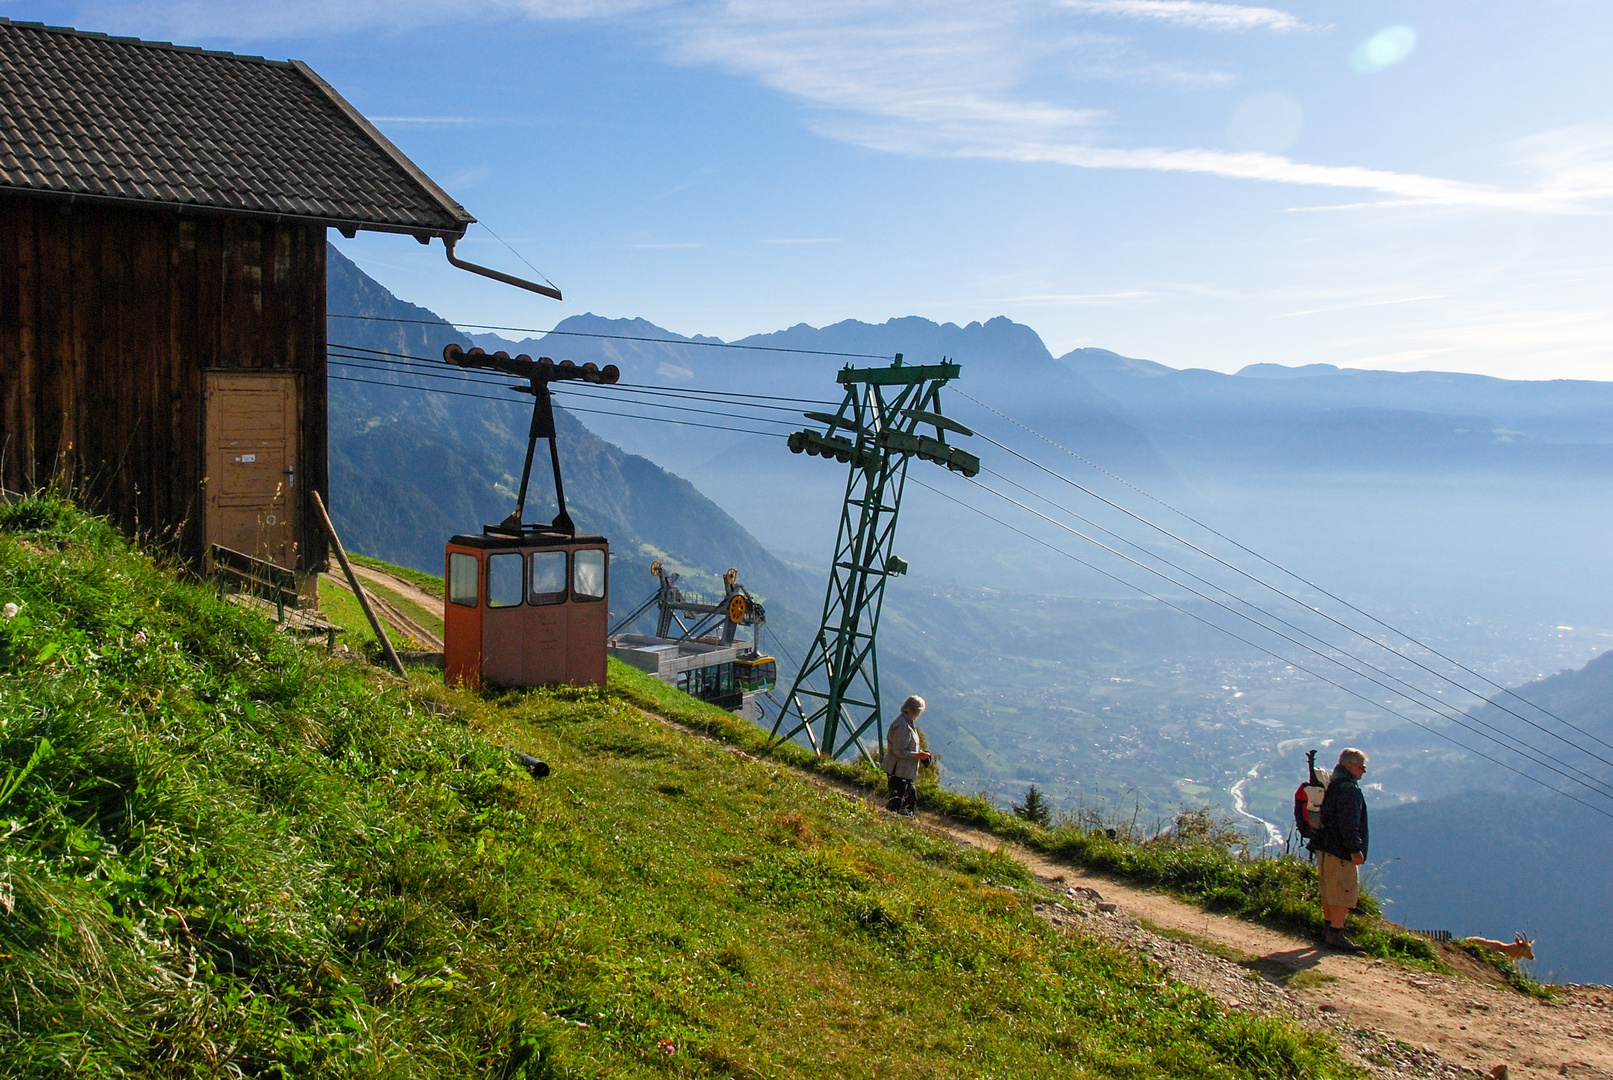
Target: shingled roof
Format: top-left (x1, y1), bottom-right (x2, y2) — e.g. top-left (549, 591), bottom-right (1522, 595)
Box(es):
top-left (0, 18), bottom-right (474, 238)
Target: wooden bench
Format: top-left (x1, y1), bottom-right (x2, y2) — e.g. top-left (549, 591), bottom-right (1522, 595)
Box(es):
top-left (210, 544), bottom-right (299, 619)
top-left (209, 544), bottom-right (344, 648)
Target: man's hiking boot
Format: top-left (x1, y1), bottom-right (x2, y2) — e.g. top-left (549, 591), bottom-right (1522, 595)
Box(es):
top-left (1324, 928), bottom-right (1365, 953)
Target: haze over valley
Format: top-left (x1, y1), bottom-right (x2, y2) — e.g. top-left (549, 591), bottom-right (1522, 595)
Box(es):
top-left (328, 248), bottom-right (1613, 980)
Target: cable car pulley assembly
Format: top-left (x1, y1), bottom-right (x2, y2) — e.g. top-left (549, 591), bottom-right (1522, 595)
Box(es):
top-left (443, 343), bottom-right (619, 534)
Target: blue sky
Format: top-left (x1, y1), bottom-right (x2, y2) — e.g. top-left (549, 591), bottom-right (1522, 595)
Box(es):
top-left (21, 1), bottom-right (1613, 378)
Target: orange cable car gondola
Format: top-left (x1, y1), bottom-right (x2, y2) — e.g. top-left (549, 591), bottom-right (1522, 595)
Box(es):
top-left (439, 344), bottom-right (620, 690)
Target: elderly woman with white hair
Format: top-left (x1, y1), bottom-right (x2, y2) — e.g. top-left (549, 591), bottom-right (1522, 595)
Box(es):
top-left (882, 695), bottom-right (932, 816)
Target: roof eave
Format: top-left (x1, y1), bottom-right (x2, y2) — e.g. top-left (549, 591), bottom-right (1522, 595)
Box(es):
top-left (0, 185), bottom-right (468, 240)
top-left (289, 59), bottom-right (476, 233)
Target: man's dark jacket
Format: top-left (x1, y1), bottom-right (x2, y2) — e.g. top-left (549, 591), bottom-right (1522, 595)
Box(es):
top-left (1312, 765), bottom-right (1369, 860)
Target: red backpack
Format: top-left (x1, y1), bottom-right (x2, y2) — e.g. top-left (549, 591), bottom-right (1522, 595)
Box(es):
top-left (1292, 749), bottom-right (1329, 842)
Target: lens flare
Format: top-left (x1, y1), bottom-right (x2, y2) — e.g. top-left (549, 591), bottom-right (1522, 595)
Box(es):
top-left (1351, 25), bottom-right (1417, 74)
top-left (1227, 92), bottom-right (1304, 154)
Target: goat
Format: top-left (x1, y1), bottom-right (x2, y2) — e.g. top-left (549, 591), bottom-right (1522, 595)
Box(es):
top-left (1460, 933), bottom-right (1535, 961)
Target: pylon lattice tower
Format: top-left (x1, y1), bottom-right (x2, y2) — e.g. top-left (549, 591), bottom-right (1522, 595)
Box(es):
top-left (771, 354), bottom-right (979, 761)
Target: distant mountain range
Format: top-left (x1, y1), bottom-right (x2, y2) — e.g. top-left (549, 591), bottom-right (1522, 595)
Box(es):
top-left (432, 308), bottom-right (1613, 624)
top-left (1061, 347), bottom-right (1613, 475)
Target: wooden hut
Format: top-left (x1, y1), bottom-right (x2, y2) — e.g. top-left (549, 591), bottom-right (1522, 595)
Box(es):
top-left (0, 18), bottom-right (474, 591)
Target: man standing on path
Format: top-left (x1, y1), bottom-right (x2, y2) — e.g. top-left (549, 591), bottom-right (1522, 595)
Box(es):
top-left (1314, 747), bottom-right (1370, 952)
top-left (884, 695), bottom-right (932, 816)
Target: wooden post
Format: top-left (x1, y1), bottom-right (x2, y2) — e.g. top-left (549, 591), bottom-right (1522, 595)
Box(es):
top-left (311, 490), bottom-right (406, 679)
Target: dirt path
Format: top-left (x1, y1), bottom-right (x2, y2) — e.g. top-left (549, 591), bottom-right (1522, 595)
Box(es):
top-left (926, 816), bottom-right (1612, 1080)
top-left (346, 563), bottom-right (445, 620)
top-left (321, 564), bottom-right (446, 650)
top-left (321, 572), bottom-right (444, 650)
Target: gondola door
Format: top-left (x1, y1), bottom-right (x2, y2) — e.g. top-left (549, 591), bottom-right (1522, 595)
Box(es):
top-left (566, 544), bottom-right (609, 684)
top-left (522, 547), bottom-right (570, 685)
top-left (481, 549), bottom-right (525, 686)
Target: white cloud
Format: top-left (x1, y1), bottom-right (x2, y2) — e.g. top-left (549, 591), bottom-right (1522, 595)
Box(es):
top-left (1060, 0), bottom-right (1307, 33)
top-left (1274, 295), bottom-right (1446, 320)
top-left (1510, 124), bottom-right (1613, 206)
top-left (656, 3), bottom-right (1613, 212)
top-left (669, 2), bottom-right (1103, 135)
top-left (85, 0), bottom-right (1613, 214)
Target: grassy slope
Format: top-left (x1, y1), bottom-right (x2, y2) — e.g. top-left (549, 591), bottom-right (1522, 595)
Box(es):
top-left (606, 657), bottom-right (1434, 964)
top-left (0, 498), bottom-right (1345, 1079)
top-left (329, 551), bottom-right (1434, 964)
top-left (336, 547), bottom-right (1438, 969)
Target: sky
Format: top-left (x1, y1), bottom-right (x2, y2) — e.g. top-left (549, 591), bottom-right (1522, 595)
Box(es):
top-left (18, 1), bottom-right (1613, 379)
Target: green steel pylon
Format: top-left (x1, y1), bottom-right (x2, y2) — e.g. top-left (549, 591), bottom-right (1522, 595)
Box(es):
top-left (770, 354), bottom-right (980, 761)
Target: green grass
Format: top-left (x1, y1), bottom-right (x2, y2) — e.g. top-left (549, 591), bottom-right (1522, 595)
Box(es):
top-left (607, 661), bottom-right (1438, 967)
top-left (0, 496), bottom-right (1350, 1078)
top-left (316, 574), bottom-right (441, 652)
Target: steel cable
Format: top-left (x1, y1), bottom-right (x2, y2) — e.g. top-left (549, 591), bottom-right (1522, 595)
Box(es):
top-left (909, 473), bottom-right (1613, 820)
top-left (976, 463), bottom-right (1613, 792)
top-left (954, 393), bottom-right (1613, 764)
top-left (956, 473), bottom-right (1613, 802)
top-left (327, 374), bottom-right (787, 438)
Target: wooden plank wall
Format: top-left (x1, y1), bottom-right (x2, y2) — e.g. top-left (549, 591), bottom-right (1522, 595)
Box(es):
top-left (0, 194), bottom-right (328, 574)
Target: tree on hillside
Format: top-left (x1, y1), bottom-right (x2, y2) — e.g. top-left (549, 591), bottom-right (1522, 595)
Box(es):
top-left (1012, 785), bottom-right (1053, 827)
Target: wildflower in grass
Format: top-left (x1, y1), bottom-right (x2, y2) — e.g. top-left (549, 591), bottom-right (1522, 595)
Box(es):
top-left (133, 630), bottom-right (147, 646)
top-left (1, 603), bottom-right (16, 620)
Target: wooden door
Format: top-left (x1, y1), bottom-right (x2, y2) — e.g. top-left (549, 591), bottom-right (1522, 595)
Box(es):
top-left (204, 372), bottom-right (299, 570)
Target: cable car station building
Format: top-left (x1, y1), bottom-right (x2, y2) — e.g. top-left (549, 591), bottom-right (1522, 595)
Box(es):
top-left (0, 18), bottom-right (474, 589)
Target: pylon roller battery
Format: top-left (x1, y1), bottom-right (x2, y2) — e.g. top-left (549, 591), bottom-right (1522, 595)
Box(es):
top-left (771, 354), bottom-right (980, 761)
